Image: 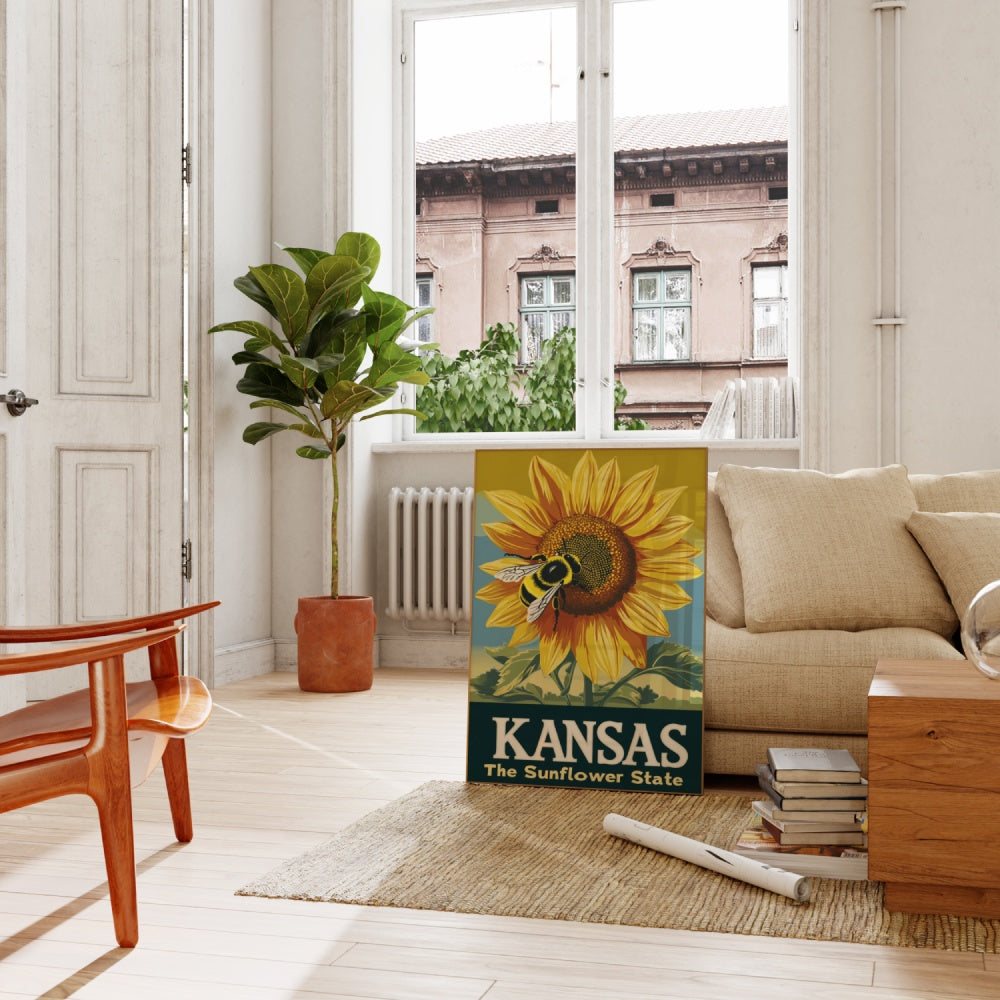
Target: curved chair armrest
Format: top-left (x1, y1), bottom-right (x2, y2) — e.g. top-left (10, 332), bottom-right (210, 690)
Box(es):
top-left (0, 625), bottom-right (183, 676)
top-left (0, 601), bottom-right (218, 643)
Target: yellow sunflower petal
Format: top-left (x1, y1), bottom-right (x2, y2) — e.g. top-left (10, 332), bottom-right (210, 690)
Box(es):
top-left (485, 593), bottom-right (531, 628)
top-left (631, 516), bottom-right (695, 551)
top-left (510, 621), bottom-right (539, 647)
top-left (485, 489), bottom-right (551, 537)
top-left (640, 553), bottom-right (704, 581)
top-left (610, 466), bottom-right (659, 525)
top-left (529, 455), bottom-right (572, 521)
top-left (476, 579), bottom-right (515, 603)
top-left (617, 590), bottom-right (673, 638)
top-left (620, 628), bottom-right (651, 670)
top-left (592, 455), bottom-right (622, 519)
top-left (570, 450), bottom-right (598, 513)
top-left (635, 576), bottom-right (695, 609)
top-left (482, 521), bottom-right (541, 558)
top-left (575, 617), bottom-right (622, 683)
top-left (539, 630), bottom-right (571, 674)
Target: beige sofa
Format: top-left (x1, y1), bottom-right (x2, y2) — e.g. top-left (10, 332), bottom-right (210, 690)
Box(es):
top-left (703, 465), bottom-right (1000, 776)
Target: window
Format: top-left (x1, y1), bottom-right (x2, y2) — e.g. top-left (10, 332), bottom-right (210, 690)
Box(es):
top-left (751, 263), bottom-right (788, 359)
top-left (399, 0), bottom-right (791, 437)
top-left (632, 269), bottom-right (691, 361)
top-left (520, 274), bottom-right (575, 363)
top-left (415, 275), bottom-right (434, 344)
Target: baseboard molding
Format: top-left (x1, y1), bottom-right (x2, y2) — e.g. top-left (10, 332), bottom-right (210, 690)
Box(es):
top-left (378, 633), bottom-right (469, 669)
top-left (212, 638), bottom-right (277, 687)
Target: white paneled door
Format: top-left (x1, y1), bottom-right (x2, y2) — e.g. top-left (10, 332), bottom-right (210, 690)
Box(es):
top-left (2, 1), bottom-right (185, 700)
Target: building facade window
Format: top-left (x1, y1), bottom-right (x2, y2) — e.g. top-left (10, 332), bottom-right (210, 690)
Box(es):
top-left (520, 274), bottom-right (575, 363)
top-left (751, 263), bottom-right (788, 359)
top-left (415, 275), bottom-right (434, 344)
top-left (632, 269), bottom-right (692, 361)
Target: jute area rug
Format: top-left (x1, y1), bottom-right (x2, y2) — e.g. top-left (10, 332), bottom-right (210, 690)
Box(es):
top-left (237, 780), bottom-right (1000, 952)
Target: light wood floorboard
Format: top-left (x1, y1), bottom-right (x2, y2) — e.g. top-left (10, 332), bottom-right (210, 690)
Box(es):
top-left (1, 667), bottom-right (997, 999)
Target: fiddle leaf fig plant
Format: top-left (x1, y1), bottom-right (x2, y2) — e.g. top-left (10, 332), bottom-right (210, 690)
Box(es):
top-left (209, 231), bottom-right (431, 597)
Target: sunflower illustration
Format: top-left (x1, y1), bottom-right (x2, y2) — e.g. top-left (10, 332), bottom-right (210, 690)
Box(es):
top-left (476, 450), bottom-right (702, 684)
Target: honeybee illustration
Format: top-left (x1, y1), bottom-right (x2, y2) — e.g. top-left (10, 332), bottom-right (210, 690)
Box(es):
top-left (494, 551), bottom-right (583, 627)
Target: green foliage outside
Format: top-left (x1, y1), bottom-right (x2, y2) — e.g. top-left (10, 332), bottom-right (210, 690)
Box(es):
top-left (416, 324), bottom-right (650, 432)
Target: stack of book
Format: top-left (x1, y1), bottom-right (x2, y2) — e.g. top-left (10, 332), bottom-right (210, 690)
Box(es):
top-left (734, 747), bottom-right (869, 880)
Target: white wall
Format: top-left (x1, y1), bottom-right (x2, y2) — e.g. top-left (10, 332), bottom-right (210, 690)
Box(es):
top-left (815, 0), bottom-right (1000, 473)
top-left (210, 0), bottom-right (276, 683)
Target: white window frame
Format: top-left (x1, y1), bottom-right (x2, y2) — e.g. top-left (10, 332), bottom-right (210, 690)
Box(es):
top-left (393, 0), bottom-right (800, 446)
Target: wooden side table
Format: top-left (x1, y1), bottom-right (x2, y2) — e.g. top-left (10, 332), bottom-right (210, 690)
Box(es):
top-left (868, 657), bottom-right (1000, 918)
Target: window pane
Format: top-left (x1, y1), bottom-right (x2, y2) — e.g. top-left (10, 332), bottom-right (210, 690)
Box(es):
top-left (635, 274), bottom-right (658, 302)
top-left (663, 271), bottom-right (690, 302)
top-left (634, 309), bottom-right (659, 361)
top-left (551, 277), bottom-right (574, 305)
top-left (753, 301), bottom-right (786, 358)
top-left (753, 265), bottom-right (782, 298)
top-left (522, 313), bottom-right (545, 363)
top-left (416, 279), bottom-right (432, 308)
top-left (662, 308), bottom-right (690, 360)
top-left (413, 8), bottom-right (577, 433)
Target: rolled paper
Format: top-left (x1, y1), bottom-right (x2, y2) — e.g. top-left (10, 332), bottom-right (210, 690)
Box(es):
top-left (603, 812), bottom-right (811, 903)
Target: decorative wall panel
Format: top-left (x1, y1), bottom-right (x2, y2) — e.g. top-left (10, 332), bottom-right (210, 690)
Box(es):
top-left (58, 447), bottom-right (154, 623)
top-left (57, 0), bottom-right (157, 397)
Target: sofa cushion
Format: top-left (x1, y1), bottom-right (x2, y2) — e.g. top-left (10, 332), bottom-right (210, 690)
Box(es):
top-left (907, 511), bottom-right (1000, 620)
top-left (911, 470), bottom-right (1000, 512)
top-left (715, 464), bottom-right (957, 636)
top-left (705, 474), bottom-right (745, 628)
top-left (704, 617), bottom-right (963, 734)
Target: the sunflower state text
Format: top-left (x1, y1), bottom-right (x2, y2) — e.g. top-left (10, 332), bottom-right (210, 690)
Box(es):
top-left (491, 716), bottom-right (689, 768)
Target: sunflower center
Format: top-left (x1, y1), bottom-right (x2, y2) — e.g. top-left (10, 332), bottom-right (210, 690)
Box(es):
top-left (537, 513), bottom-right (636, 615)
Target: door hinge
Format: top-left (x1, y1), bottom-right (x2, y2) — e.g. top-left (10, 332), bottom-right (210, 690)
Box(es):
top-left (182, 143), bottom-right (193, 186)
top-left (182, 539), bottom-right (193, 581)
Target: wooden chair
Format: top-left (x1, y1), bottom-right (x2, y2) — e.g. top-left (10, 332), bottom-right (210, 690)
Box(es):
top-left (0, 601), bottom-right (219, 947)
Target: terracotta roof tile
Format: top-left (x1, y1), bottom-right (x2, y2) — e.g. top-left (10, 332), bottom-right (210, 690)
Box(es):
top-left (416, 106), bottom-right (787, 165)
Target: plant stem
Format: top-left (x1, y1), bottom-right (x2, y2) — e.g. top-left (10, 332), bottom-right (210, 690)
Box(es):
top-left (582, 675), bottom-right (593, 707)
top-left (330, 447), bottom-right (339, 598)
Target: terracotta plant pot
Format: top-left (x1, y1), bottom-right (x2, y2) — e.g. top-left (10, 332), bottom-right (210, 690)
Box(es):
top-left (295, 595), bottom-right (375, 693)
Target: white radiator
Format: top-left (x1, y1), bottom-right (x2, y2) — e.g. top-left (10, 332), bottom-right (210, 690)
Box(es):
top-left (386, 486), bottom-right (475, 623)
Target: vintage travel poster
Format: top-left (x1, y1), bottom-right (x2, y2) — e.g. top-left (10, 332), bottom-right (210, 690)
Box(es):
top-left (467, 447), bottom-right (707, 794)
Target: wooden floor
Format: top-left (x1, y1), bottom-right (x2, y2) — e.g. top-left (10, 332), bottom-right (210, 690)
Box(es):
top-left (2, 667), bottom-right (999, 1000)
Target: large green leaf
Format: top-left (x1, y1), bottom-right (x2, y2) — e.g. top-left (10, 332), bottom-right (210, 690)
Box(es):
top-left (644, 641), bottom-right (704, 694)
top-left (236, 363), bottom-right (306, 407)
top-left (248, 398), bottom-right (308, 421)
top-left (303, 308), bottom-right (364, 362)
top-left (305, 256), bottom-right (370, 318)
top-left (248, 264), bottom-right (310, 347)
top-left (361, 287), bottom-right (409, 347)
top-left (296, 444), bottom-right (332, 460)
top-left (233, 273), bottom-right (276, 319)
top-left (320, 380), bottom-right (393, 422)
top-left (335, 232), bottom-right (380, 281)
top-left (280, 246), bottom-right (330, 276)
top-left (366, 342), bottom-right (430, 388)
top-left (278, 354), bottom-right (321, 392)
top-left (242, 421), bottom-right (289, 444)
top-left (208, 319), bottom-right (289, 355)
top-left (359, 406), bottom-right (425, 422)
top-left (231, 349), bottom-right (273, 367)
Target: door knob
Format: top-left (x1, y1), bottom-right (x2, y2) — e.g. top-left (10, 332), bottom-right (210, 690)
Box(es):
top-left (1, 389), bottom-right (39, 416)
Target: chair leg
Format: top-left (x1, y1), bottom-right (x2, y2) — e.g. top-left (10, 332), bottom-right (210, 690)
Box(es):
top-left (161, 739), bottom-right (194, 842)
top-left (87, 655), bottom-right (140, 948)
top-left (94, 784), bottom-right (139, 948)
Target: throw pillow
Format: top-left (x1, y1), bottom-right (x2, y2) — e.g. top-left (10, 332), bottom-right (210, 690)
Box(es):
top-left (715, 464), bottom-right (958, 636)
top-left (911, 470), bottom-right (1000, 512)
top-left (705, 474), bottom-right (746, 628)
top-left (906, 511), bottom-right (1000, 620)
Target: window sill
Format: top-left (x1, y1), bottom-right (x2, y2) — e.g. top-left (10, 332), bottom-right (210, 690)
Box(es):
top-left (373, 436), bottom-right (800, 455)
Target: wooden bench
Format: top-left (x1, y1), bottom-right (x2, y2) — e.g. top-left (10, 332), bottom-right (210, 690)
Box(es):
top-left (0, 601), bottom-right (218, 947)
